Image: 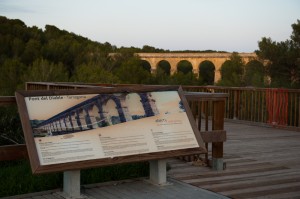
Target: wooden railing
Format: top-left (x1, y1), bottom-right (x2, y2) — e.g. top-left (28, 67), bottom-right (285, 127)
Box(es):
top-left (0, 84), bottom-right (228, 170)
top-left (26, 82), bottom-right (300, 129)
top-left (0, 96), bottom-right (28, 161)
top-left (184, 92), bottom-right (227, 169)
top-left (182, 86), bottom-right (300, 130)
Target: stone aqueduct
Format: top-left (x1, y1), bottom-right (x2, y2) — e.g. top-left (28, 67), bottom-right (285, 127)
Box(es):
top-left (136, 53), bottom-right (258, 82)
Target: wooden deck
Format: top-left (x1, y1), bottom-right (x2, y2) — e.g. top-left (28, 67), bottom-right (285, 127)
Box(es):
top-left (3, 121), bottom-right (300, 199)
top-left (2, 178), bottom-right (228, 199)
top-left (168, 121), bottom-right (300, 199)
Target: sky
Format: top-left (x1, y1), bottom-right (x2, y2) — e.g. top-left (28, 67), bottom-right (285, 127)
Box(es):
top-left (0, 0), bottom-right (299, 53)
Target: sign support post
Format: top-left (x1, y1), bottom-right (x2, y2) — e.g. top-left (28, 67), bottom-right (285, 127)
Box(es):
top-left (149, 159), bottom-right (168, 185)
top-left (63, 170), bottom-right (82, 198)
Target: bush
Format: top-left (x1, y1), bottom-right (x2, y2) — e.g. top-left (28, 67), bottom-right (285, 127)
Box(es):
top-left (0, 160), bottom-right (149, 197)
top-left (0, 106), bottom-right (24, 145)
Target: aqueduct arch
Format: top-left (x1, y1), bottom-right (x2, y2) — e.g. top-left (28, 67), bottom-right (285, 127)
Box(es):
top-left (136, 53), bottom-right (258, 82)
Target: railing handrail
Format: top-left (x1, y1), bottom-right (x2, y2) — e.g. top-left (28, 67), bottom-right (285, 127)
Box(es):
top-left (184, 85), bottom-right (300, 93)
top-left (183, 92), bottom-right (229, 101)
top-left (25, 82), bottom-right (300, 93)
top-left (0, 96), bottom-right (16, 105)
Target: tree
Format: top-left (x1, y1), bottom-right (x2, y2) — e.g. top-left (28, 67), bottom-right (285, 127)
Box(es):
top-left (244, 60), bottom-right (265, 87)
top-left (23, 58), bottom-right (69, 82)
top-left (256, 20), bottom-right (300, 88)
top-left (149, 67), bottom-right (171, 85)
top-left (141, 45), bottom-right (166, 53)
top-left (115, 57), bottom-right (151, 84)
top-left (169, 71), bottom-right (199, 85)
top-left (21, 39), bottom-right (41, 65)
top-left (72, 62), bottom-right (119, 83)
top-left (218, 52), bottom-right (244, 86)
top-left (157, 60), bottom-right (171, 75)
top-left (291, 20), bottom-right (300, 48)
top-left (177, 60), bottom-right (193, 74)
top-left (0, 58), bottom-right (26, 95)
top-left (199, 61), bottom-right (215, 85)
top-left (141, 60), bottom-right (151, 72)
top-left (11, 38), bottom-right (25, 58)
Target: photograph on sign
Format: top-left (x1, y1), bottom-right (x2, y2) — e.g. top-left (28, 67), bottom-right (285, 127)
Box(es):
top-left (16, 86), bottom-right (206, 173)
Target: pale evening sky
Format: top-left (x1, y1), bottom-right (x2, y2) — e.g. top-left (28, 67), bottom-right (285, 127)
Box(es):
top-left (0, 0), bottom-right (299, 53)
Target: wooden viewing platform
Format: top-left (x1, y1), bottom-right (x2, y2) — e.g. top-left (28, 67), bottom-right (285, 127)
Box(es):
top-left (168, 121), bottom-right (300, 199)
top-left (2, 83), bottom-right (300, 198)
top-left (3, 121), bottom-right (300, 199)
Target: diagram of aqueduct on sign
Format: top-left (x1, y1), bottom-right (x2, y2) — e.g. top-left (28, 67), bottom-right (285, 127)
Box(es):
top-left (33, 92), bottom-right (159, 136)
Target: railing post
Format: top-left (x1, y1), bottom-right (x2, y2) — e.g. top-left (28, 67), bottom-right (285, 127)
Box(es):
top-left (233, 90), bottom-right (239, 120)
top-left (212, 100), bottom-right (225, 170)
top-left (298, 97), bottom-right (300, 127)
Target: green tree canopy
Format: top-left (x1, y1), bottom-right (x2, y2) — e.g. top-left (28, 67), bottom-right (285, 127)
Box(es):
top-left (169, 71), bottom-right (199, 85)
top-left (256, 19), bottom-right (300, 88)
top-left (115, 57), bottom-right (151, 84)
top-left (141, 60), bottom-right (151, 72)
top-left (150, 67), bottom-right (171, 85)
top-left (177, 60), bottom-right (193, 74)
top-left (21, 39), bottom-right (42, 65)
top-left (23, 58), bottom-right (69, 82)
top-left (72, 62), bottom-right (119, 83)
top-left (244, 60), bottom-right (265, 87)
top-left (218, 52), bottom-right (244, 86)
top-left (157, 60), bottom-right (171, 75)
top-left (199, 60), bottom-right (215, 85)
top-left (0, 58), bottom-right (26, 95)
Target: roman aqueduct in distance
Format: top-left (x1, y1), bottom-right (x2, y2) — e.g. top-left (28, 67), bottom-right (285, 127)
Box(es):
top-left (135, 52), bottom-right (259, 83)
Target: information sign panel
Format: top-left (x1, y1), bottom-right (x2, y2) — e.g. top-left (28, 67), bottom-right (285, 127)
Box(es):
top-left (15, 86), bottom-right (206, 174)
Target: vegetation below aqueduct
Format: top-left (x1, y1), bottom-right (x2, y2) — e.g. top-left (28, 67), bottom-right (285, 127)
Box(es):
top-left (0, 16), bottom-right (300, 97)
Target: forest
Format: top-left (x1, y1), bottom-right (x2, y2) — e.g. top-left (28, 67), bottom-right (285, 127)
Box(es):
top-left (1, 16), bottom-right (300, 97)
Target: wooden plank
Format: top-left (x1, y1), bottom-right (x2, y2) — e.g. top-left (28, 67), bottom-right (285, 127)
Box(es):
top-left (168, 121), bottom-right (300, 199)
top-left (184, 92), bottom-right (228, 101)
top-left (255, 190), bottom-right (300, 199)
top-left (221, 158), bottom-right (255, 164)
top-left (0, 96), bottom-right (16, 105)
top-left (228, 183), bottom-right (300, 199)
top-left (42, 194), bottom-right (61, 199)
top-left (203, 175), bottom-right (300, 192)
top-left (200, 130), bottom-right (226, 143)
top-left (0, 144), bottom-right (28, 161)
top-left (175, 165), bottom-right (288, 181)
top-left (168, 159), bottom-right (291, 180)
top-left (82, 178), bottom-right (229, 199)
top-left (176, 169), bottom-right (292, 184)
